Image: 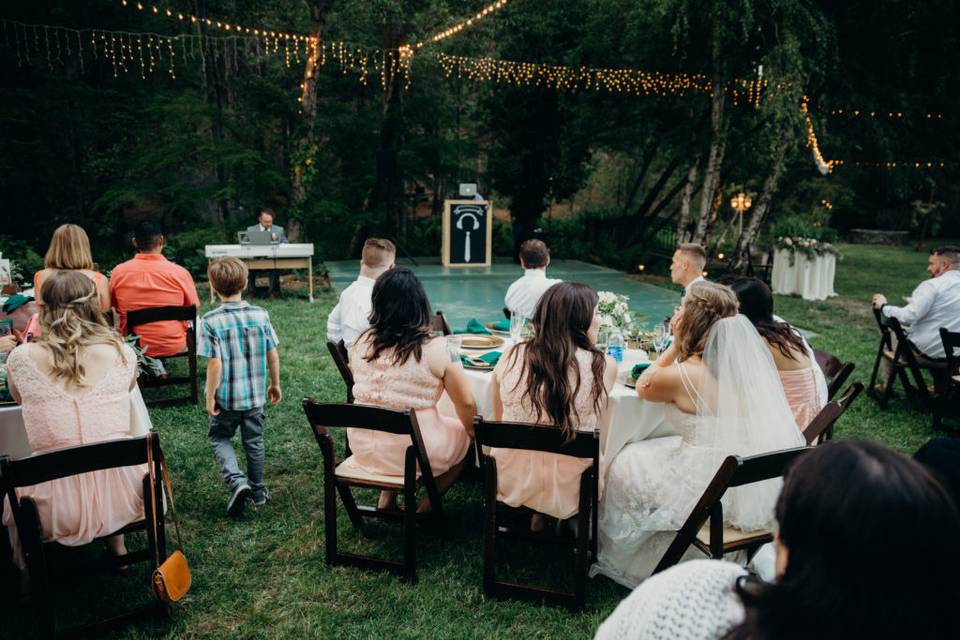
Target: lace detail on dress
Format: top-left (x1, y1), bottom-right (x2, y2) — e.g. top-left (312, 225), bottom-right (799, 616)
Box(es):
top-left (349, 337), bottom-right (443, 410)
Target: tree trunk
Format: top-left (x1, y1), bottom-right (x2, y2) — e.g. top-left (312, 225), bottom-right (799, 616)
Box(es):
top-left (691, 86), bottom-right (727, 245)
top-left (676, 158), bottom-right (700, 242)
top-left (367, 25), bottom-right (406, 234)
top-left (733, 138), bottom-right (789, 270)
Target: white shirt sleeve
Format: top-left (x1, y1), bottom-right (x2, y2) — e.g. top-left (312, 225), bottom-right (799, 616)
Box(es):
top-left (882, 280), bottom-right (935, 326)
top-left (327, 299), bottom-right (343, 343)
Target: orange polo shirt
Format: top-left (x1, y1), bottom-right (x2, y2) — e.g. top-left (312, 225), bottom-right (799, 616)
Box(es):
top-left (110, 253), bottom-right (200, 357)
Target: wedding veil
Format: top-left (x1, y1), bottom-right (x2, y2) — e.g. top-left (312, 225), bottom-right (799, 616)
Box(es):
top-left (690, 314), bottom-right (806, 532)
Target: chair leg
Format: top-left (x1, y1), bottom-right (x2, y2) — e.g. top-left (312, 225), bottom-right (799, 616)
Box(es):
top-left (573, 473), bottom-right (591, 610)
top-left (336, 483), bottom-right (364, 529)
top-left (20, 500), bottom-right (55, 638)
top-left (482, 459), bottom-right (498, 596)
top-left (403, 449), bottom-right (418, 583)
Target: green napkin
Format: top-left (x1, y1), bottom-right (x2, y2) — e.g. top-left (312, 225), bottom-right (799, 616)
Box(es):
top-left (461, 351), bottom-right (501, 368)
top-left (631, 362), bottom-right (652, 379)
top-left (454, 318), bottom-right (491, 335)
top-left (491, 318), bottom-right (510, 332)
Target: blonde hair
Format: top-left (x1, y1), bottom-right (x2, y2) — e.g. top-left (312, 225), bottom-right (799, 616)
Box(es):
top-left (675, 281), bottom-right (739, 360)
top-left (44, 224), bottom-right (95, 271)
top-left (208, 256), bottom-right (248, 296)
top-left (361, 238), bottom-right (396, 269)
top-left (676, 243), bottom-right (707, 272)
top-left (38, 271), bottom-right (126, 386)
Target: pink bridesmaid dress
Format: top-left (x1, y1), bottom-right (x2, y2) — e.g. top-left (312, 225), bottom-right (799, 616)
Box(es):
top-left (491, 345), bottom-right (602, 520)
top-left (346, 336), bottom-right (471, 477)
top-left (2, 344), bottom-right (146, 568)
top-left (778, 367), bottom-right (823, 432)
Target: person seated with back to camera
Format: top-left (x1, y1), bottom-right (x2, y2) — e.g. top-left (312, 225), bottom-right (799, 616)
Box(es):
top-left (490, 282), bottom-right (616, 532)
top-left (326, 238), bottom-right (396, 351)
top-left (504, 239), bottom-right (562, 320)
top-left (245, 207), bottom-right (288, 298)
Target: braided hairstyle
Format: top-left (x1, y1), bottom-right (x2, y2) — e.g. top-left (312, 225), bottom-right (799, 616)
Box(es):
top-left (38, 271), bottom-right (126, 387)
top-left (674, 281), bottom-right (739, 361)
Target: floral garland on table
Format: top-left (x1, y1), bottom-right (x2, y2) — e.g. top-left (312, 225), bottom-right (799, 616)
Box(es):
top-left (597, 291), bottom-right (634, 332)
top-left (775, 237), bottom-right (840, 266)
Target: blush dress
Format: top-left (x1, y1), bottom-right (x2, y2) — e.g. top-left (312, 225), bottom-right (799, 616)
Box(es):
top-left (778, 367), bottom-right (823, 432)
top-left (489, 345), bottom-right (603, 520)
top-left (2, 344), bottom-right (146, 568)
top-left (346, 337), bottom-right (471, 477)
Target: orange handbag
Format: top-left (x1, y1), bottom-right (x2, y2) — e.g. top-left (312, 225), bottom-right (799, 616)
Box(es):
top-left (146, 433), bottom-right (192, 603)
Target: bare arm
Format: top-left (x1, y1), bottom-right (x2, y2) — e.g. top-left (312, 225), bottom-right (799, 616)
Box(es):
top-left (267, 348), bottom-right (281, 404)
top-left (205, 357), bottom-right (222, 415)
top-left (97, 275), bottom-right (111, 312)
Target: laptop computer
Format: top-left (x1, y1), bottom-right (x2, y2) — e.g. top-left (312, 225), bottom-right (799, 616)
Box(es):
top-left (243, 230), bottom-right (276, 245)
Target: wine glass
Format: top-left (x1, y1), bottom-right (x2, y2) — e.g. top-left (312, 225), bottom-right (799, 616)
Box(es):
top-left (652, 324), bottom-right (669, 356)
top-left (510, 311), bottom-right (527, 343)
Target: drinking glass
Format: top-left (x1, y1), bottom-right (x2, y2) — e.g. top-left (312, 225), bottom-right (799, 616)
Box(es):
top-left (653, 324), bottom-right (669, 356)
top-left (510, 311), bottom-right (527, 343)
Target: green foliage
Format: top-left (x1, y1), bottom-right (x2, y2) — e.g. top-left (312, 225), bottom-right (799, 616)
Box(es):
top-left (0, 235), bottom-right (44, 285)
top-left (164, 225), bottom-right (234, 278)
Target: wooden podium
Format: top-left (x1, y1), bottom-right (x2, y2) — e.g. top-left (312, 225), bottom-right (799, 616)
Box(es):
top-left (442, 200), bottom-right (493, 267)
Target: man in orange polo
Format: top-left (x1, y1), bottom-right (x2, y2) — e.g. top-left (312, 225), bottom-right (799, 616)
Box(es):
top-left (111, 221), bottom-right (200, 357)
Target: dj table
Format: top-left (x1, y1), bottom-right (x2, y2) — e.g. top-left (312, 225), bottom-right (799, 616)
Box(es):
top-left (204, 243), bottom-right (315, 302)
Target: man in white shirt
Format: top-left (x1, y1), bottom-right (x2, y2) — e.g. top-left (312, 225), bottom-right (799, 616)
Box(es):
top-left (872, 246), bottom-right (960, 388)
top-left (505, 239), bottom-right (562, 319)
top-left (326, 238), bottom-right (396, 349)
top-left (670, 243), bottom-right (707, 295)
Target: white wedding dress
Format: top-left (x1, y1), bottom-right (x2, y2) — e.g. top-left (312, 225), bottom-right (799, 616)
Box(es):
top-left (592, 315), bottom-right (806, 588)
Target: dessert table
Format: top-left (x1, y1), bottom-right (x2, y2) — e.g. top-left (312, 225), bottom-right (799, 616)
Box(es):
top-left (437, 338), bottom-right (676, 466)
top-left (771, 249), bottom-right (837, 301)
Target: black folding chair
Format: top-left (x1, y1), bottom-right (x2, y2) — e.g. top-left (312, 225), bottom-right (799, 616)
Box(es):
top-left (813, 349), bottom-right (856, 401)
top-left (653, 446), bottom-right (810, 574)
top-left (325, 340), bottom-right (354, 404)
top-left (474, 418), bottom-right (600, 610)
top-left (126, 305), bottom-right (198, 408)
top-left (804, 382), bottom-right (865, 444)
top-left (934, 328), bottom-right (960, 431)
top-left (431, 311), bottom-right (452, 336)
top-left (868, 309), bottom-right (944, 410)
top-left (0, 434), bottom-right (169, 638)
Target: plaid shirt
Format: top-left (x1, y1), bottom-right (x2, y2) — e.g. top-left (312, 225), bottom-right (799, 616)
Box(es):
top-left (198, 301), bottom-right (279, 411)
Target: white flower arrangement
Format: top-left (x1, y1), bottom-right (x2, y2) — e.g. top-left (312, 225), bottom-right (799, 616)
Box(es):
top-left (597, 291), bottom-right (633, 331)
top-left (775, 236), bottom-right (840, 266)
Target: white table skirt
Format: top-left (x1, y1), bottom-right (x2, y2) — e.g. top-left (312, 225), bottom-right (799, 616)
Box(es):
top-left (0, 387), bottom-right (153, 459)
top-left (771, 249), bottom-right (837, 301)
top-left (437, 340), bottom-right (675, 464)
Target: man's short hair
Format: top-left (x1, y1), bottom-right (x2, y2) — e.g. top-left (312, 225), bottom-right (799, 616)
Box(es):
top-left (932, 246), bottom-right (960, 266)
top-left (134, 221), bottom-right (163, 252)
top-left (361, 238), bottom-right (396, 269)
top-left (677, 243), bottom-right (707, 271)
top-left (519, 239), bottom-right (550, 269)
top-left (259, 208), bottom-right (276, 220)
top-left (208, 256), bottom-right (248, 296)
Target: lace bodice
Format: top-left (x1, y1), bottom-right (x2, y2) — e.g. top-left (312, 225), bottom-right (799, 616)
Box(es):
top-left (349, 337), bottom-right (444, 410)
top-left (6, 344), bottom-right (136, 453)
top-left (496, 345), bottom-right (602, 430)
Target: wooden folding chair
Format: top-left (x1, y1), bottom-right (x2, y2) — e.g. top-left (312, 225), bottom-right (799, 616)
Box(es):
top-left (430, 311), bottom-right (452, 336)
top-left (0, 434), bottom-right (169, 638)
top-left (653, 446), bottom-right (810, 575)
top-left (302, 400), bottom-right (449, 583)
top-left (934, 328), bottom-right (960, 431)
top-left (325, 340), bottom-right (354, 403)
top-left (804, 381), bottom-right (865, 444)
top-left (812, 349), bottom-right (856, 401)
top-left (868, 309), bottom-right (943, 410)
top-left (126, 305), bottom-right (198, 407)
top-left (474, 418), bottom-right (600, 610)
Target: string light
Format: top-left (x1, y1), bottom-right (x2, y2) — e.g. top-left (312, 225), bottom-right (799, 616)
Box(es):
top-left (414, 0), bottom-right (510, 50)
top-left (117, 0), bottom-right (312, 43)
top-left (829, 108), bottom-right (943, 121)
top-left (801, 96), bottom-right (837, 175)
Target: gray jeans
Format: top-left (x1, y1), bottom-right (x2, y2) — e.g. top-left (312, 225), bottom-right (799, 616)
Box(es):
top-left (208, 407), bottom-right (265, 499)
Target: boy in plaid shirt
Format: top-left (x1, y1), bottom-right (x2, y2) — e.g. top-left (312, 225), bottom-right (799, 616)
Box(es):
top-left (199, 257), bottom-right (282, 516)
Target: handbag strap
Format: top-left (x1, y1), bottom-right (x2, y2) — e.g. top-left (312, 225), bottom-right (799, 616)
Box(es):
top-left (146, 432), bottom-right (185, 562)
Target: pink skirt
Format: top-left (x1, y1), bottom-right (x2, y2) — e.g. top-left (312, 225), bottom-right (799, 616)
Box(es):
top-left (346, 407), bottom-right (471, 477)
top-left (489, 448), bottom-right (593, 520)
top-left (3, 464), bottom-right (147, 569)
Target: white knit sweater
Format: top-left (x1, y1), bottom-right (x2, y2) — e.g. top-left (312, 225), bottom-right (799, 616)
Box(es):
top-left (595, 560), bottom-right (747, 640)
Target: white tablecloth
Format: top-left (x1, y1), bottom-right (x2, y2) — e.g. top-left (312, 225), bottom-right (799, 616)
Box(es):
top-left (771, 249), bottom-right (837, 301)
top-left (438, 339), bottom-right (675, 463)
top-left (0, 387), bottom-right (152, 459)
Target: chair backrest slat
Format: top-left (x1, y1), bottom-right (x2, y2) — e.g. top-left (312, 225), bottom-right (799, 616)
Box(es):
top-left (804, 381), bottom-right (864, 444)
top-left (941, 328), bottom-right (960, 375)
top-left (326, 340), bottom-right (355, 403)
top-left (302, 400), bottom-right (413, 435)
top-left (873, 307), bottom-right (894, 350)
top-left (729, 446), bottom-right (810, 487)
top-left (431, 311), bottom-right (452, 336)
top-left (1, 435), bottom-right (154, 488)
top-left (474, 419), bottom-right (598, 459)
top-left (127, 304), bottom-right (197, 329)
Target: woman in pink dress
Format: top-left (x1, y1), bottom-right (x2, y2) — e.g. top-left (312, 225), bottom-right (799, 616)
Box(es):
top-left (4, 271), bottom-right (145, 569)
top-left (33, 223), bottom-right (112, 312)
top-left (347, 267), bottom-right (475, 511)
top-left (729, 277), bottom-right (826, 431)
top-left (490, 282), bottom-right (617, 530)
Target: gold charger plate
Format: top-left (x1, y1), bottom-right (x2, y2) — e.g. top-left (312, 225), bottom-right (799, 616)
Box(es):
top-left (624, 378), bottom-right (637, 389)
top-left (459, 335), bottom-right (505, 350)
top-left (484, 322), bottom-right (511, 336)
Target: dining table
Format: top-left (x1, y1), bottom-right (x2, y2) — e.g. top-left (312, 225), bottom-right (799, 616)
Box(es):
top-left (437, 334), bottom-right (678, 466)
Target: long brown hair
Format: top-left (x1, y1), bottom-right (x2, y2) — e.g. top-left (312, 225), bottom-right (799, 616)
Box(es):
top-left (506, 282), bottom-right (607, 440)
top-left (727, 277), bottom-right (806, 360)
top-left (674, 281), bottom-right (739, 360)
top-left (362, 267), bottom-right (433, 366)
top-left (38, 270), bottom-right (126, 386)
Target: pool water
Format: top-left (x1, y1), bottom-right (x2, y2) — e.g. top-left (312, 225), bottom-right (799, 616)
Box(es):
top-left (325, 258), bottom-right (680, 332)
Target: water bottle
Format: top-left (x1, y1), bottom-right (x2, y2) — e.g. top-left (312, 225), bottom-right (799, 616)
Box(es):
top-left (606, 328), bottom-right (625, 363)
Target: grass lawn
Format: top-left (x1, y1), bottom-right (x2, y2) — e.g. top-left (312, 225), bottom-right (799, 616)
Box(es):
top-left (3, 241), bottom-right (950, 638)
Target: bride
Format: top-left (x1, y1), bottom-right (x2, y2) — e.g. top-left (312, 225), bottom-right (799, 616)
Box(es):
top-left (593, 281), bottom-right (805, 588)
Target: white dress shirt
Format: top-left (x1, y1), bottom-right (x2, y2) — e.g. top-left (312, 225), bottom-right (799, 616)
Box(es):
top-left (326, 275), bottom-right (376, 348)
top-left (504, 269), bottom-right (562, 319)
top-left (882, 270), bottom-right (960, 358)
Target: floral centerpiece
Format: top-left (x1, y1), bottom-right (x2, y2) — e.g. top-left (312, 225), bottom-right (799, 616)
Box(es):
top-left (597, 291), bottom-right (634, 333)
top-left (775, 236), bottom-right (840, 266)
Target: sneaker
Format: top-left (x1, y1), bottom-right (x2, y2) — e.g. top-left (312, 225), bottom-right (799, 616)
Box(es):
top-left (227, 484), bottom-right (251, 516)
top-left (253, 488), bottom-right (269, 507)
